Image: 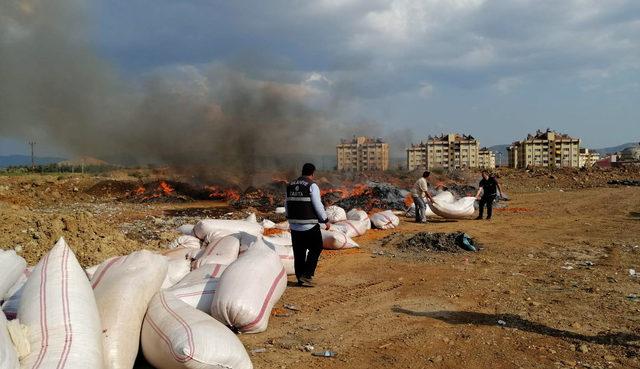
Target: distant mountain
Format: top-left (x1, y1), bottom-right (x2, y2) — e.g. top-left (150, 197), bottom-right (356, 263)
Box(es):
top-left (0, 155), bottom-right (66, 168)
top-left (592, 142), bottom-right (638, 156)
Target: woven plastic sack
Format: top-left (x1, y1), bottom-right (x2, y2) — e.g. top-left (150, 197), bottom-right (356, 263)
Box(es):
top-left (18, 238), bottom-right (103, 369)
top-left (1, 268), bottom-right (31, 321)
top-left (325, 205), bottom-right (347, 223)
top-left (168, 235), bottom-right (202, 250)
top-left (91, 250), bottom-right (168, 369)
top-left (370, 210), bottom-right (400, 229)
top-left (0, 311), bottom-right (19, 368)
top-left (192, 235), bottom-right (239, 270)
top-left (141, 291), bottom-right (253, 369)
top-left (0, 249), bottom-right (27, 299)
top-left (210, 238), bottom-right (286, 333)
top-left (429, 197), bottom-right (477, 219)
top-left (169, 264), bottom-right (227, 313)
top-left (321, 230), bottom-right (359, 250)
top-left (193, 219), bottom-right (263, 241)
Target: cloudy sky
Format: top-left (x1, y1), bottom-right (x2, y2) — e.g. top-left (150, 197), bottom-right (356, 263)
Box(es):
top-left (1, 0), bottom-right (639, 157)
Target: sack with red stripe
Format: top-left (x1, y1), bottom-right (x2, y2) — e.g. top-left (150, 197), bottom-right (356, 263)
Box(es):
top-left (1, 311), bottom-right (19, 368)
top-left (321, 230), bottom-right (359, 250)
top-left (193, 219), bottom-right (263, 242)
top-left (169, 264), bottom-right (227, 313)
top-left (210, 238), bottom-right (286, 334)
top-left (141, 290), bottom-right (253, 369)
top-left (346, 209), bottom-right (370, 223)
top-left (0, 249), bottom-right (27, 299)
top-left (429, 197), bottom-right (477, 219)
top-left (370, 210), bottom-right (400, 229)
top-left (1, 267), bottom-right (31, 321)
top-left (263, 234), bottom-right (295, 275)
top-left (329, 218), bottom-right (369, 238)
top-left (18, 238), bottom-right (104, 369)
top-left (192, 235), bottom-right (239, 270)
top-left (91, 250), bottom-right (168, 369)
top-left (161, 247), bottom-right (198, 289)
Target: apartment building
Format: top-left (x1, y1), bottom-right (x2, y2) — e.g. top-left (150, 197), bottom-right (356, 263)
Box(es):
top-left (406, 133), bottom-right (481, 170)
top-left (507, 129), bottom-right (580, 168)
top-left (579, 148), bottom-right (601, 168)
top-left (478, 148), bottom-right (496, 169)
top-left (336, 136), bottom-right (389, 171)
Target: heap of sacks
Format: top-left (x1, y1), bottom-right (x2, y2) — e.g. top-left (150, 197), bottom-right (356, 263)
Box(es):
top-left (0, 207), bottom-right (398, 369)
top-left (406, 190), bottom-right (477, 220)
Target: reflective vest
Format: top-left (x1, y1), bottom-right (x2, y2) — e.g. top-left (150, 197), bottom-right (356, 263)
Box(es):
top-left (286, 176), bottom-right (318, 224)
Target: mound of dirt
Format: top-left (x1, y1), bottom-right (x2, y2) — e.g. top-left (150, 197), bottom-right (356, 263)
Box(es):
top-left (397, 232), bottom-right (478, 253)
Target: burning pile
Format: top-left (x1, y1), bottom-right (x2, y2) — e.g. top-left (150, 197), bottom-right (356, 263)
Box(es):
top-left (332, 182), bottom-right (410, 211)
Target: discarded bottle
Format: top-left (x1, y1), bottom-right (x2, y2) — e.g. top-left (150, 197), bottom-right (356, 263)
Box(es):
top-left (312, 351), bottom-right (337, 358)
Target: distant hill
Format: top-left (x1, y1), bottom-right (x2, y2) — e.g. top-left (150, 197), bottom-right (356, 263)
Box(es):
top-left (592, 142), bottom-right (638, 156)
top-left (58, 156), bottom-right (110, 166)
top-left (0, 155), bottom-right (65, 168)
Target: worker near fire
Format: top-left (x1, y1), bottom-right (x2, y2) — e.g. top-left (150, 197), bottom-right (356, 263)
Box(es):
top-left (411, 171), bottom-right (435, 223)
top-left (475, 170), bottom-right (503, 220)
top-left (285, 163), bottom-right (329, 287)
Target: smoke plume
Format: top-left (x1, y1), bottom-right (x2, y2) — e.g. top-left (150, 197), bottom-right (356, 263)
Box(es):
top-left (0, 0), bottom-right (404, 185)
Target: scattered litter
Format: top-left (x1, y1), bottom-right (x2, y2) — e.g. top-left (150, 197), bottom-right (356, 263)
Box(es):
top-left (629, 269), bottom-right (637, 277)
top-left (626, 294), bottom-right (640, 302)
top-left (251, 348), bottom-right (267, 354)
top-left (312, 350), bottom-right (337, 358)
top-left (582, 261), bottom-right (594, 267)
top-left (303, 344), bottom-right (315, 352)
top-left (284, 304), bottom-right (301, 312)
top-left (497, 320), bottom-right (507, 326)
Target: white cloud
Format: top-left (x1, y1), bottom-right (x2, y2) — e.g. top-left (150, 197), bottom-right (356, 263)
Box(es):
top-left (492, 77), bottom-right (524, 94)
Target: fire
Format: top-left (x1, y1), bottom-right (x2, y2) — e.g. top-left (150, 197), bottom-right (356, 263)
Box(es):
top-left (206, 186), bottom-right (241, 201)
top-left (404, 193), bottom-right (414, 207)
top-left (159, 181), bottom-right (174, 196)
top-left (134, 186), bottom-right (145, 196)
top-left (321, 183), bottom-right (371, 199)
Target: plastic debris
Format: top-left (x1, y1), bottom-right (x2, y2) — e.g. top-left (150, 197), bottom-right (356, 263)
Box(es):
top-left (312, 350), bottom-right (337, 358)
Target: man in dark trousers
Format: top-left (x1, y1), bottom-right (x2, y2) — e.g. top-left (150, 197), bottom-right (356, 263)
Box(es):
top-left (475, 170), bottom-right (503, 220)
top-left (285, 163), bottom-right (329, 287)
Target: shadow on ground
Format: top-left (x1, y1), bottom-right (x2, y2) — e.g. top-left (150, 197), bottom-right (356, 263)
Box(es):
top-left (392, 306), bottom-right (640, 348)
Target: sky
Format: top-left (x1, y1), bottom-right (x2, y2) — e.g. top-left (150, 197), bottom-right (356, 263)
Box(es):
top-left (1, 0), bottom-right (639, 157)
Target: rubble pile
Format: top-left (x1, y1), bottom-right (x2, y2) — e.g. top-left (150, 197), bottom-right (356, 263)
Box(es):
top-left (608, 179), bottom-right (640, 186)
top-left (398, 232), bottom-right (479, 253)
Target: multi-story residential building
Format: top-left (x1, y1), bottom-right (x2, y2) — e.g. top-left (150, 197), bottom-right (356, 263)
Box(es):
top-left (336, 136), bottom-right (389, 171)
top-left (579, 148), bottom-right (601, 168)
top-left (507, 129), bottom-right (580, 168)
top-left (478, 148), bottom-right (496, 169)
top-left (406, 133), bottom-right (481, 170)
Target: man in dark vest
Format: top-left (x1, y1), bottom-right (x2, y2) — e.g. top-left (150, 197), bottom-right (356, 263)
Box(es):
top-left (475, 170), bottom-right (503, 220)
top-left (285, 163), bottom-right (329, 287)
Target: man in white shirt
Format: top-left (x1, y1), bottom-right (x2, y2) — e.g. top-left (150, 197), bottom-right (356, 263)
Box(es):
top-left (285, 163), bottom-right (330, 287)
top-left (411, 171), bottom-right (435, 223)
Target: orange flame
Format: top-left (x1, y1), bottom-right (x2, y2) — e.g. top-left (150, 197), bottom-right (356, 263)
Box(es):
top-left (159, 181), bottom-right (174, 196)
top-left (134, 186), bottom-right (145, 196)
top-left (404, 193), bottom-right (414, 207)
top-left (206, 186), bottom-right (241, 201)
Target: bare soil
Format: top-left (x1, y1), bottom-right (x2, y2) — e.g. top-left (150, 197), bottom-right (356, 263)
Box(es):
top-left (1, 169), bottom-right (639, 369)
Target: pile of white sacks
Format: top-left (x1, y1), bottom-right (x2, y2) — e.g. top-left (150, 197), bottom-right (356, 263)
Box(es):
top-left (0, 206), bottom-right (398, 369)
top-left (406, 190), bottom-right (477, 220)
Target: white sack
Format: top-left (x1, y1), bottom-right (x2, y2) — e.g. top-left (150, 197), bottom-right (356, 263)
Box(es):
top-left (161, 248), bottom-right (195, 289)
top-left (192, 235), bottom-right (239, 270)
top-left (169, 264), bottom-right (227, 313)
top-left (19, 238), bottom-right (104, 369)
top-left (168, 235), bottom-right (202, 250)
top-left (0, 250), bottom-right (27, 299)
top-left (1, 311), bottom-right (19, 369)
top-left (275, 207), bottom-right (286, 214)
top-left (211, 239), bottom-right (286, 333)
top-left (346, 209), bottom-right (369, 222)
top-left (193, 220), bottom-right (263, 241)
top-left (245, 213), bottom-right (257, 223)
top-left (92, 251), bottom-right (168, 369)
top-left (274, 221), bottom-right (290, 230)
top-left (325, 206), bottom-right (347, 223)
top-left (2, 268), bottom-right (31, 321)
top-left (371, 210), bottom-right (400, 229)
top-left (429, 197), bottom-right (477, 219)
top-left (330, 219), bottom-right (369, 238)
top-left (263, 234), bottom-right (295, 276)
top-left (176, 224), bottom-right (195, 236)
top-left (141, 291), bottom-right (253, 369)
top-left (321, 230), bottom-right (359, 250)
top-left (261, 219), bottom-right (275, 229)
top-left (85, 264), bottom-right (99, 280)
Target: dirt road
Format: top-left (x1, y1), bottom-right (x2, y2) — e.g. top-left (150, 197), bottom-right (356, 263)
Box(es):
top-left (243, 187), bottom-right (640, 369)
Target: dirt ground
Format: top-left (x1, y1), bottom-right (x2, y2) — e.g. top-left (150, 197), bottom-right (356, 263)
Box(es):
top-left (1, 170), bottom-right (639, 369)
